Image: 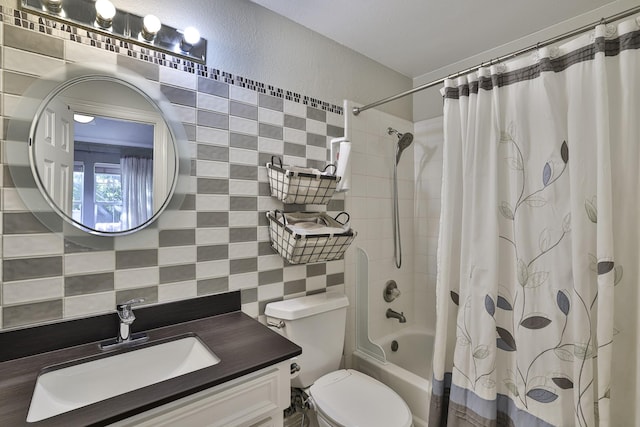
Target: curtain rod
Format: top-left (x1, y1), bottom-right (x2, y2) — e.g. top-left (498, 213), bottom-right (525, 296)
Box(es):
top-left (352, 4), bottom-right (640, 116)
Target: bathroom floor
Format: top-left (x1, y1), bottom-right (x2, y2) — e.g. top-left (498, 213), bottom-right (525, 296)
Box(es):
top-left (284, 411), bottom-right (315, 427)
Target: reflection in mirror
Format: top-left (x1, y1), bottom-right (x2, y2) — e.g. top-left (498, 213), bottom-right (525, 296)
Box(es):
top-left (73, 116), bottom-right (154, 232)
top-left (30, 77), bottom-right (177, 235)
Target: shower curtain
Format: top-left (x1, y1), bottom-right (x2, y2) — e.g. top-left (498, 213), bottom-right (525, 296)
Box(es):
top-left (120, 156), bottom-right (153, 229)
top-left (431, 17), bottom-right (640, 427)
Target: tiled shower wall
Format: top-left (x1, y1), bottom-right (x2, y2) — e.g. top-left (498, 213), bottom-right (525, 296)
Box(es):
top-left (340, 107), bottom-right (442, 366)
top-left (343, 102), bottom-right (415, 352)
top-left (0, 7), bottom-right (346, 329)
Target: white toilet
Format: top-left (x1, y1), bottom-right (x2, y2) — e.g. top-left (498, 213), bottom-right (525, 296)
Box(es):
top-left (265, 293), bottom-right (413, 427)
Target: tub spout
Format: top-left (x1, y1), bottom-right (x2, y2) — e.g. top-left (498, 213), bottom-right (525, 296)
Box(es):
top-left (386, 308), bottom-right (406, 323)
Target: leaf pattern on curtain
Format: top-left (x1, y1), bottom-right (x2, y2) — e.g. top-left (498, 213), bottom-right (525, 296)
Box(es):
top-left (453, 136), bottom-right (575, 402)
top-left (429, 18), bottom-right (640, 426)
top-left (443, 131), bottom-right (623, 426)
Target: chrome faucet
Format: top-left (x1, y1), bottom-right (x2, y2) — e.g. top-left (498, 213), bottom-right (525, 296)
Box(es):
top-left (386, 308), bottom-right (406, 323)
top-left (117, 298), bottom-right (145, 342)
top-left (100, 298), bottom-right (148, 350)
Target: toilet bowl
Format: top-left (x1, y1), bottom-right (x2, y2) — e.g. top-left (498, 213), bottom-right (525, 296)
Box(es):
top-left (265, 293), bottom-right (413, 427)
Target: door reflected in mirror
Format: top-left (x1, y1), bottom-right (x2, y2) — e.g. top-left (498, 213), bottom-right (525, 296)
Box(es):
top-left (30, 77), bottom-right (177, 235)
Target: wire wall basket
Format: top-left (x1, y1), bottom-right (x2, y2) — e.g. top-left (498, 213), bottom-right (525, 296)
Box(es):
top-left (266, 156), bottom-right (340, 204)
top-left (267, 210), bottom-right (356, 264)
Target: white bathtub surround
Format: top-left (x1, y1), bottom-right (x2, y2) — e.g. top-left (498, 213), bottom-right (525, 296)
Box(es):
top-left (342, 100), bottom-right (416, 357)
top-left (354, 248), bottom-right (386, 363)
top-left (341, 101), bottom-right (442, 370)
top-left (340, 103), bottom-right (443, 427)
top-left (351, 237), bottom-right (436, 427)
top-left (432, 17), bottom-right (640, 426)
top-left (353, 329), bottom-right (434, 427)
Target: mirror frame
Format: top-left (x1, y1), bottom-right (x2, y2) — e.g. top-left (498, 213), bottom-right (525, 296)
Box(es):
top-left (6, 62), bottom-right (191, 237)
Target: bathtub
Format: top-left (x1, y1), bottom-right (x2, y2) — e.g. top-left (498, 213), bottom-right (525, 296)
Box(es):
top-left (352, 329), bottom-right (434, 427)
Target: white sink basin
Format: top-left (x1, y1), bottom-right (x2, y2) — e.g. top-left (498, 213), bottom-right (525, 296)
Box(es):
top-left (27, 335), bottom-right (220, 422)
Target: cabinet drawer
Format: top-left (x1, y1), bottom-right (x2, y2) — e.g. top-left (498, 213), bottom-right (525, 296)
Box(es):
top-left (112, 362), bottom-right (289, 427)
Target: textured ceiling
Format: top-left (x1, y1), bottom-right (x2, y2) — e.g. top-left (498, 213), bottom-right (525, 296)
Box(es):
top-left (250, 0), bottom-right (616, 78)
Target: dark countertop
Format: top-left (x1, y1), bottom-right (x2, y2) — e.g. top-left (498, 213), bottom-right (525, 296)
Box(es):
top-left (0, 309), bottom-right (301, 426)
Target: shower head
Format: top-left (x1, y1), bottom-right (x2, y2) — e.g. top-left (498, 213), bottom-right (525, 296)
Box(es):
top-left (388, 127), bottom-right (414, 164)
top-left (397, 132), bottom-right (414, 163)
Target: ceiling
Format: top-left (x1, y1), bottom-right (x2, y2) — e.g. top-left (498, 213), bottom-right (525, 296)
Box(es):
top-left (250, 0), bottom-right (616, 78)
top-left (75, 116), bottom-right (154, 149)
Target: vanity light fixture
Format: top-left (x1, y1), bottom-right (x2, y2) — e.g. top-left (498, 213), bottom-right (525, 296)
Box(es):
top-left (43, 0), bottom-right (62, 13)
top-left (22, 0), bottom-right (207, 63)
top-left (140, 14), bottom-right (161, 41)
top-left (179, 26), bottom-right (201, 52)
top-left (94, 0), bottom-right (116, 29)
top-left (73, 114), bottom-right (95, 124)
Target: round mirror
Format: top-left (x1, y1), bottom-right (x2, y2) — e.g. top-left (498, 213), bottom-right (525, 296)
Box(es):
top-left (7, 63), bottom-right (189, 237)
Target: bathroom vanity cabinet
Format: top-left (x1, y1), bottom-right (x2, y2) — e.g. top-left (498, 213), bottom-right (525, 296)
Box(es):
top-left (111, 361), bottom-right (290, 427)
top-left (0, 292), bottom-right (301, 427)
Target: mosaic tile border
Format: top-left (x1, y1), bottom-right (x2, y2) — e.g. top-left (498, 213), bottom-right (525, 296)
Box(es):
top-left (3, 5), bottom-right (344, 115)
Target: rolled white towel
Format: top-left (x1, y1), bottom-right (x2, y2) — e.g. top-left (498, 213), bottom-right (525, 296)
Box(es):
top-left (280, 212), bottom-right (350, 236)
top-left (287, 221), bottom-right (347, 236)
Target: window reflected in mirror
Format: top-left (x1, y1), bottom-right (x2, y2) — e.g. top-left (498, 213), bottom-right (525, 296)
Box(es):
top-left (6, 65), bottom-right (188, 239)
top-left (71, 116), bottom-right (154, 232)
top-left (28, 76), bottom-right (177, 235)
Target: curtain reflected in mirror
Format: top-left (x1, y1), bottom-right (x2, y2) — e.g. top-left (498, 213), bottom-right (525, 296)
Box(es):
top-left (120, 156), bottom-right (153, 230)
top-left (6, 64), bottom-right (188, 239)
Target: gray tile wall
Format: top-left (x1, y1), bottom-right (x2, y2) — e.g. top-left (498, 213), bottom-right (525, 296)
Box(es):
top-left (0, 7), bottom-right (346, 329)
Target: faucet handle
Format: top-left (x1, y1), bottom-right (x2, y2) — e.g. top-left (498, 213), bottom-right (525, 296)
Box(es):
top-left (117, 297), bottom-right (145, 309)
top-left (384, 280), bottom-right (401, 302)
top-left (117, 298), bottom-right (145, 319)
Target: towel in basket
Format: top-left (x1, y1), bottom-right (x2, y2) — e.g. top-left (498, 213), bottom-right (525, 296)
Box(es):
top-left (266, 156), bottom-right (340, 204)
top-left (266, 211), bottom-right (356, 264)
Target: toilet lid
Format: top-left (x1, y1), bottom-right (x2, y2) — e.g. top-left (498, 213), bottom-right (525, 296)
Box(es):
top-left (310, 369), bottom-right (412, 427)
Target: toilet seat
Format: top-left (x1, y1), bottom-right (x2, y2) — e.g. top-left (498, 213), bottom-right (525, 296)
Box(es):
top-left (309, 369), bottom-right (412, 427)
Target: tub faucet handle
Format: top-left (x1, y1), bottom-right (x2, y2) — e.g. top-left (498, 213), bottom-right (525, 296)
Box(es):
top-left (384, 280), bottom-right (401, 302)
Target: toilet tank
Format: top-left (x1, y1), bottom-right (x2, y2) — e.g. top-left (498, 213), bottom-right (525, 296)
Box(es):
top-left (265, 293), bottom-right (349, 389)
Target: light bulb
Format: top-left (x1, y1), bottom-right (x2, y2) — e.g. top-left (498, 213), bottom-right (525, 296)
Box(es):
top-left (95, 0), bottom-right (116, 29)
top-left (180, 26), bottom-right (200, 51)
top-left (73, 114), bottom-right (95, 124)
top-left (183, 27), bottom-right (200, 45)
top-left (141, 14), bottom-right (161, 41)
top-left (44, 0), bottom-right (63, 13)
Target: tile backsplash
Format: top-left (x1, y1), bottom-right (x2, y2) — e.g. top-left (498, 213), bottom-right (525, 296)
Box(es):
top-left (0, 6), bottom-right (346, 329)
